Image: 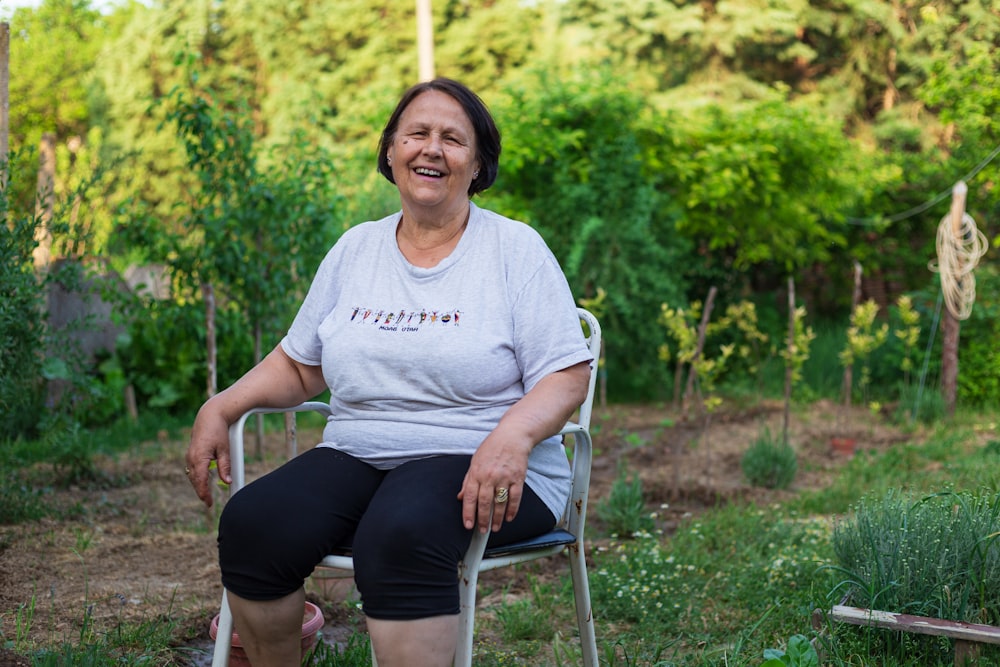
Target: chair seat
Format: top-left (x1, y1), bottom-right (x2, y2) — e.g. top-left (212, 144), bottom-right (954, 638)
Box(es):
top-left (324, 528), bottom-right (577, 560)
top-left (484, 528), bottom-right (576, 558)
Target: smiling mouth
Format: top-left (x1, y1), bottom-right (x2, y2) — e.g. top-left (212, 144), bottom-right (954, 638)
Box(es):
top-left (414, 167), bottom-right (443, 177)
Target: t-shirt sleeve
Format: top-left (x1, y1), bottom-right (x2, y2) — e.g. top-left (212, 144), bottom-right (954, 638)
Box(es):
top-left (511, 249), bottom-right (595, 393)
top-left (280, 243), bottom-right (344, 366)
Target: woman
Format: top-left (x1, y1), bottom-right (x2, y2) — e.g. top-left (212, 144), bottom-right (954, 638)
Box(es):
top-left (185, 78), bottom-right (593, 667)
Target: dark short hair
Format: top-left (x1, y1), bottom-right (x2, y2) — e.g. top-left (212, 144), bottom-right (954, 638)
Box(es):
top-left (376, 78), bottom-right (501, 197)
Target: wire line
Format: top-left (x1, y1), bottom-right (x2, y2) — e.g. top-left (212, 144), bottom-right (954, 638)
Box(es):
top-left (846, 142), bottom-right (1000, 226)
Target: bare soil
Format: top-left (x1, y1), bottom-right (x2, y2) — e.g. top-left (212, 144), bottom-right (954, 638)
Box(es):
top-left (0, 399), bottom-right (916, 665)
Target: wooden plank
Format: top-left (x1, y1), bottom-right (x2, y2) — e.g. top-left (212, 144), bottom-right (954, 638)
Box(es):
top-left (830, 604), bottom-right (1000, 645)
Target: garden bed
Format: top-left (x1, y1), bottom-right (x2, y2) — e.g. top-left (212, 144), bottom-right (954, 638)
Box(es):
top-left (0, 400), bottom-right (915, 663)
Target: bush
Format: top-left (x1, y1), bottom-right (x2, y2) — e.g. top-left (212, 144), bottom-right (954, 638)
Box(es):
top-left (0, 173), bottom-right (47, 440)
top-left (489, 70), bottom-right (690, 400)
top-left (596, 465), bottom-right (654, 536)
top-left (831, 489), bottom-right (1000, 625)
top-left (741, 429), bottom-right (798, 489)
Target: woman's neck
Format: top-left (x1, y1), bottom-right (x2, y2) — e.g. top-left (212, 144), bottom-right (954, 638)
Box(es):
top-left (396, 204), bottom-right (471, 268)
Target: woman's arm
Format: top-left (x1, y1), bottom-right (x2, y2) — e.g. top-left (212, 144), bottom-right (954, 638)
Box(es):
top-left (459, 360), bottom-right (591, 533)
top-left (185, 345), bottom-right (327, 507)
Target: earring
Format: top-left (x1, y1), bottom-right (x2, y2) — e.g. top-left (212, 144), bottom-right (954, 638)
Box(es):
top-left (473, 170), bottom-right (479, 178)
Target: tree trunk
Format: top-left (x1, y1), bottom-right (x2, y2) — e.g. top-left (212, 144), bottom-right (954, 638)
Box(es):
top-left (1, 22), bottom-right (9, 192)
top-left (202, 282), bottom-right (217, 398)
top-left (682, 286), bottom-right (717, 417)
top-left (33, 133), bottom-right (56, 270)
top-left (674, 286), bottom-right (716, 500)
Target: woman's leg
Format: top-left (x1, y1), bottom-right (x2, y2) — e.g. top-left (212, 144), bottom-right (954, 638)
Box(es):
top-left (218, 447), bottom-right (384, 665)
top-left (366, 616), bottom-right (460, 667)
top-left (227, 588), bottom-right (305, 667)
top-left (353, 455), bottom-right (556, 667)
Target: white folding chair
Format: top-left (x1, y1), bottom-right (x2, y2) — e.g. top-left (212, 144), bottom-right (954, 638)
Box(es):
top-left (211, 308), bottom-right (601, 667)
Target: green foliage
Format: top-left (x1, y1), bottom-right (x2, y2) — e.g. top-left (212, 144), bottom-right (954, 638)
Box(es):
top-left (831, 489), bottom-right (1000, 628)
top-left (489, 69), bottom-right (690, 399)
top-left (955, 265), bottom-right (1000, 408)
top-left (496, 580), bottom-right (557, 642)
top-left (742, 429), bottom-right (798, 490)
top-left (0, 164), bottom-right (47, 440)
top-left (840, 299), bottom-right (890, 406)
top-left (6, 0), bottom-right (104, 152)
top-left (25, 614), bottom-right (179, 666)
top-left (0, 152), bottom-right (119, 438)
top-left (305, 632), bottom-right (372, 666)
top-left (662, 101), bottom-right (859, 274)
top-left (591, 505), bottom-right (833, 663)
top-left (760, 634), bottom-right (819, 667)
top-left (0, 472), bottom-right (50, 524)
top-left (115, 299), bottom-right (253, 414)
top-left (596, 465), bottom-right (654, 537)
top-left (780, 305), bottom-right (816, 393)
top-left (158, 85), bottom-right (342, 345)
top-left (108, 84), bottom-right (345, 411)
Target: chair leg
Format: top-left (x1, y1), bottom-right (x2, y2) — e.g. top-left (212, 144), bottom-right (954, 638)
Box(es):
top-left (569, 546), bottom-right (599, 667)
top-left (453, 525), bottom-right (489, 667)
top-left (212, 591), bottom-right (233, 667)
top-left (453, 559), bottom-right (480, 667)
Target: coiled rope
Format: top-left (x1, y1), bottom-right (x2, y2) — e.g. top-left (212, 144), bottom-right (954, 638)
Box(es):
top-left (928, 183), bottom-right (989, 320)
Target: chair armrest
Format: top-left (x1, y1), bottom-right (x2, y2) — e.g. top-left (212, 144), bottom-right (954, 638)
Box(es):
top-left (227, 402), bottom-right (333, 493)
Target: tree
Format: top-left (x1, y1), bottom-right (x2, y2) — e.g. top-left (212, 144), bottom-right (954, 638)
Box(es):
top-left (7, 0), bottom-right (104, 153)
top-left (488, 69), bottom-right (691, 398)
top-left (662, 100), bottom-right (860, 274)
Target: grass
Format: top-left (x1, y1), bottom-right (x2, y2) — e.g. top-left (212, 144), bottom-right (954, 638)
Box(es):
top-left (3, 406), bottom-right (1000, 665)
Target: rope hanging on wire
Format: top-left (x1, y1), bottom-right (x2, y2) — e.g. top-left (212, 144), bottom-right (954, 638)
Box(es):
top-left (929, 204), bottom-right (988, 321)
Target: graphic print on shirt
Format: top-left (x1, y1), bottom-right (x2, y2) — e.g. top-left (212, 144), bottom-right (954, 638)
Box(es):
top-left (351, 306), bottom-right (462, 333)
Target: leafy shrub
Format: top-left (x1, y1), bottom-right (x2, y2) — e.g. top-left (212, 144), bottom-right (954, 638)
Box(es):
top-left (831, 489), bottom-right (1000, 625)
top-left (489, 70), bottom-right (690, 400)
top-left (596, 465), bottom-right (653, 536)
top-left (0, 472), bottom-right (50, 524)
top-left (0, 165), bottom-right (47, 440)
top-left (760, 634), bottom-right (819, 667)
top-left (742, 429), bottom-right (798, 489)
top-left (956, 265), bottom-right (1000, 408)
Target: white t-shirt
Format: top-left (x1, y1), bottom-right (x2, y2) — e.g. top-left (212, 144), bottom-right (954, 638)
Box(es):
top-left (281, 202), bottom-right (594, 518)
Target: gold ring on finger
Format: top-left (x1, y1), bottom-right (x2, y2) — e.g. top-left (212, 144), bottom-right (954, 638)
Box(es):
top-left (494, 487), bottom-right (509, 504)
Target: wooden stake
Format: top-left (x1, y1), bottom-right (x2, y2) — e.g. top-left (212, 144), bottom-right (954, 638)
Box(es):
top-left (682, 286), bottom-right (717, 417)
top-left (1, 22), bottom-right (9, 192)
top-left (941, 181), bottom-right (967, 418)
top-left (783, 276), bottom-right (795, 445)
top-left (841, 261), bottom-right (863, 409)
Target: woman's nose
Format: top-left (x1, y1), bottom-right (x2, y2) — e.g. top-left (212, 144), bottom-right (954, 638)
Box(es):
top-left (422, 133), bottom-right (443, 156)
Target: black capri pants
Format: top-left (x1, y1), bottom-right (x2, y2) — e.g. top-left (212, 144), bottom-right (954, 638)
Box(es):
top-left (218, 447), bottom-right (557, 620)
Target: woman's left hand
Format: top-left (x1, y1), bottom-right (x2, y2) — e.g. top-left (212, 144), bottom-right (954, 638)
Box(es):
top-left (458, 361), bottom-right (591, 533)
top-left (459, 430), bottom-right (533, 534)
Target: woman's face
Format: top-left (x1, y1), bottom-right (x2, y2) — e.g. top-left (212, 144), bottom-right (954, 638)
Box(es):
top-left (387, 90), bottom-right (480, 217)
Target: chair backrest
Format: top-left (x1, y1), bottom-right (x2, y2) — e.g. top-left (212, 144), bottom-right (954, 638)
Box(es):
top-left (575, 307), bottom-right (601, 430)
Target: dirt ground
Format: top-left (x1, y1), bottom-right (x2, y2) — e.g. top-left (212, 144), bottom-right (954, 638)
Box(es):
top-left (0, 399), bottom-right (922, 665)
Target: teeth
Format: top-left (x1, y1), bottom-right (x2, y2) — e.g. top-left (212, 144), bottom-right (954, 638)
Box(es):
top-left (415, 167), bottom-right (443, 176)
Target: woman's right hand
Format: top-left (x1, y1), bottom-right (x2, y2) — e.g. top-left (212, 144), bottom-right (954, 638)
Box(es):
top-left (182, 346), bottom-right (327, 507)
top-left (185, 404), bottom-right (232, 508)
